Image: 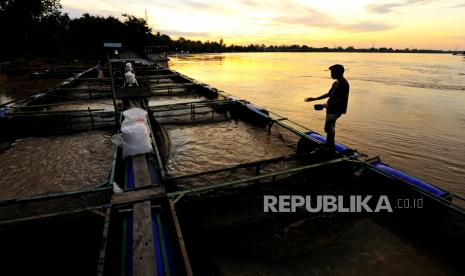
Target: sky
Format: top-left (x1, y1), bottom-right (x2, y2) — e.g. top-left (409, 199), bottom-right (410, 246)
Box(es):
top-left (61, 0), bottom-right (465, 50)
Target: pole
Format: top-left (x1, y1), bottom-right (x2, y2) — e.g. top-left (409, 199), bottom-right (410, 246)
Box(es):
top-left (107, 58), bottom-right (120, 127)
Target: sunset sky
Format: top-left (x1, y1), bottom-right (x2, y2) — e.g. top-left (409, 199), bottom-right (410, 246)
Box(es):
top-left (61, 0), bottom-right (465, 50)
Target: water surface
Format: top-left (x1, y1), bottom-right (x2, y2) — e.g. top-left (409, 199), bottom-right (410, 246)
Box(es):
top-left (0, 74), bottom-right (63, 104)
top-left (165, 120), bottom-right (295, 176)
top-left (0, 131), bottom-right (113, 200)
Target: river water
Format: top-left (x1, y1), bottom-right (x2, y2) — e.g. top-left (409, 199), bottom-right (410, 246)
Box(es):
top-left (170, 53), bottom-right (465, 197)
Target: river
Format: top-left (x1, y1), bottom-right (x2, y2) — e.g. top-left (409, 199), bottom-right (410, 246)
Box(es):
top-left (169, 52), bottom-right (465, 197)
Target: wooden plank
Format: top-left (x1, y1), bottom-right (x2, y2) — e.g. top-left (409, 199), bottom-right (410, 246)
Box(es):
top-left (148, 83), bottom-right (195, 88)
top-left (169, 199), bottom-right (193, 276)
top-left (111, 187), bottom-right (163, 206)
top-left (114, 74), bottom-right (176, 81)
top-left (150, 91), bottom-right (195, 97)
top-left (149, 87), bottom-right (192, 92)
top-left (0, 205), bottom-right (107, 226)
top-left (133, 155), bottom-right (153, 188)
top-left (56, 88), bottom-right (111, 92)
top-left (77, 78), bottom-right (111, 82)
top-left (97, 208), bottom-right (112, 276)
top-left (120, 73), bottom-right (167, 276)
top-left (145, 74), bottom-right (177, 79)
top-left (133, 201), bottom-right (156, 276)
top-left (131, 155), bottom-right (159, 275)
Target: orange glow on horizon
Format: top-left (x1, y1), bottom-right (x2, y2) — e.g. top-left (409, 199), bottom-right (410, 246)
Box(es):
top-left (61, 0), bottom-right (465, 50)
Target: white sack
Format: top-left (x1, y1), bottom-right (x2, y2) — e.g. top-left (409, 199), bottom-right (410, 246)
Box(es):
top-left (120, 119), bottom-right (152, 158)
top-left (123, 108), bottom-right (147, 123)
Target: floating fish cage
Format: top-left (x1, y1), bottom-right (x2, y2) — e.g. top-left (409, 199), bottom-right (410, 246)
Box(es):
top-left (0, 58), bottom-right (464, 275)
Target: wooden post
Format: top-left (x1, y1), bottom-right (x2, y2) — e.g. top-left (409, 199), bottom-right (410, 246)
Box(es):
top-left (89, 107), bottom-right (94, 130)
top-left (190, 102), bottom-right (193, 122)
top-left (108, 60), bottom-right (120, 128)
top-left (192, 104), bottom-right (195, 123)
top-left (97, 208), bottom-right (112, 276)
top-left (255, 164), bottom-right (261, 185)
top-left (169, 199), bottom-right (193, 276)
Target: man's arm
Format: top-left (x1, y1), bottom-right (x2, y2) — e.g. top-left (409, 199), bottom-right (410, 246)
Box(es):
top-left (304, 92), bottom-right (330, 102)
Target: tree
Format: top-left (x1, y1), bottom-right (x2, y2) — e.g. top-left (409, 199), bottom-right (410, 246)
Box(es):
top-left (0, 0), bottom-right (62, 55)
top-left (122, 14), bottom-right (151, 53)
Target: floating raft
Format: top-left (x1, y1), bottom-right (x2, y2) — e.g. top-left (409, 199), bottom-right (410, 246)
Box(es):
top-left (0, 57), bottom-right (464, 275)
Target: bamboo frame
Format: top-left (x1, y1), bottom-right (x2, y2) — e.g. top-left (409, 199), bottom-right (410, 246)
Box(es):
top-left (168, 156), bottom-right (350, 200)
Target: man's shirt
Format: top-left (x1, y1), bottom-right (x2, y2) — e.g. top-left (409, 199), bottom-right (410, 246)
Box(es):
top-left (327, 78), bottom-right (349, 114)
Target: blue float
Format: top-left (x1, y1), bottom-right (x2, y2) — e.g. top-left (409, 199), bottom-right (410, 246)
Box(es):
top-left (245, 103), bottom-right (268, 116)
top-left (371, 161), bottom-right (449, 198)
top-left (304, 131), bottom-right (349, 153)
top-left (0, 108), bottom-right (11, 118)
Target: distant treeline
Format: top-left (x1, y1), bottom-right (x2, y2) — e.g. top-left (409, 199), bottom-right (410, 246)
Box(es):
top-left (0, 0), bottom-right (451, 61)
top-left (175, 42), bottom-right (447, 54)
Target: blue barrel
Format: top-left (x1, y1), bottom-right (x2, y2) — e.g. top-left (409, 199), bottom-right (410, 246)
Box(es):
top-left (245, 103), bottom-right (269, 116)
top-left (0, 108), bottom-right (10, 118)
top-left (371, 161), bottom-right (449, 198)
top-left (304, 131), bottom-right (349, 153)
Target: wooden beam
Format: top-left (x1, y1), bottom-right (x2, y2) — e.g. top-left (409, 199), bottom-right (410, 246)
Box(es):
top-left (0, 205), bottom-right (108, 226)
top-left (144, 74), bottom-right (177, 79)
top-left (132, 201), bottom-right (156, 276)
top-left (133, 155), bottom-right (153, 188)
top-left (111, 187), bottom-right (163, 206)
top-left (131, 155), bottom-right (160, 276)
top-left (169, 199), bottom-right (193, 276)
top-left (148, 83), bottom-right (195, 88)
top-left (97, 208), bottom-right (112, 276)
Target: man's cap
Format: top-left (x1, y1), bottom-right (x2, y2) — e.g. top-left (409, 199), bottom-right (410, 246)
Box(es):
top-left (327, 64), bottom-right (344, 74)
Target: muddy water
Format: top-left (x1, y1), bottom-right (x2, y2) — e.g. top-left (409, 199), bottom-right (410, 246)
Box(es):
top-left (48, 99), bottom-right (116, 112)
top-left (165, 120), bottom-right (295, 177)
top-left (0, 74), bottom-right (63, 104)
top-left (204, 217), bottom-right (455, 275)
top-left (0, 131), bottom-right (113, 200)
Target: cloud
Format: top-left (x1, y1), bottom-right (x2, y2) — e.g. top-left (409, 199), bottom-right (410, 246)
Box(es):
top-left (237, 0), bottom-right (262, 7)
top-left (338, 22), bottom-right (394, 32)
top-left (62, 5), bottom-right (122, 18)
top-left (366, 0), bottom-right (433, 13)
top-left (366, 3), bottom-right (400, 13)
top-left (274, 8), bottom-right (395, 33)
top-left (451, 35), bottom-right (465, 40)
top-left (176, 0), bottom-right (214, 10)
top-left (275, 8), bottom-right (334, 27)
top-left (166, 0), bottom-right (229, 13)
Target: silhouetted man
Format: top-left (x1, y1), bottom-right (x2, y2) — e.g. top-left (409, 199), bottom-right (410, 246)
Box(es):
top-left (305, 64), bottom-right (349, 152)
